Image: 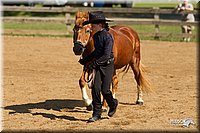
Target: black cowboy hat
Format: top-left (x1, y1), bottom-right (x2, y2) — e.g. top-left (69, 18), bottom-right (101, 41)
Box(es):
top-left (83, 11), bottom-right (112, 25)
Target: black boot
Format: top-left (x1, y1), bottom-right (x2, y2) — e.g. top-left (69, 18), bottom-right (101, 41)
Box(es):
top-left (108, 99), bottom-right (118, 117)
top-left (88, 115), bottom-right (101, 122)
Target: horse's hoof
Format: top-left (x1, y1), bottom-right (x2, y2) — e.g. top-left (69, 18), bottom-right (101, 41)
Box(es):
top-left (101, 108), bottom-right (107, 112)
top-left (136, 101), bottom-right (143, 105)
top-left (86, 104), bottom-right (93, 111)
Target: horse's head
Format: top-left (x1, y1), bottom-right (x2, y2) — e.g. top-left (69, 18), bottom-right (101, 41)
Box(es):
top-left (73, 11), bottom-right (92, 55)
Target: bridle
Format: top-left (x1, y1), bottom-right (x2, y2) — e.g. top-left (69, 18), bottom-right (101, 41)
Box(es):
top-left (73, 25), bottom-right (79, 44)
top-left (73, 25), bottom-right (87, 55)
top-left (72, 23), bottom-right (93, 56)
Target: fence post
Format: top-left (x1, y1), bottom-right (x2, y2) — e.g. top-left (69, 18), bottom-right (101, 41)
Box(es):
top-left (65, 13), bottom-right (71, 35)
top-left (153, 7), bottom-right (160, 40)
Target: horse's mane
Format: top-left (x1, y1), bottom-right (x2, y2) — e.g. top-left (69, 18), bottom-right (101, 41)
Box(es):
top-left (75, 11), bottom-right (89, 27)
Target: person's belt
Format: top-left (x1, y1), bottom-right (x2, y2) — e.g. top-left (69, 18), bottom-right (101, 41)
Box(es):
top-left (107, 57), bottom-right (114, 64)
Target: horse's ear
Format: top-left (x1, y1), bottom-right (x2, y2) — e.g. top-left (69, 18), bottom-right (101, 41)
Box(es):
top-left (86, 11), bottom-right (89, 19)
top-left (76, 11), bottom-right (81, 18)
top-left (81, 11), bottom-right (89, 19)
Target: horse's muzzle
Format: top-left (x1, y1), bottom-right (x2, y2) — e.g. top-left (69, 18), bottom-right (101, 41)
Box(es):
top-left (73, 41), bottom-right (85, 55)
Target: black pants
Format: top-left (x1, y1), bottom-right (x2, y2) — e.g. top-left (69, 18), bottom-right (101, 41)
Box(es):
top-left (91, 60), bottom-right (115, 116)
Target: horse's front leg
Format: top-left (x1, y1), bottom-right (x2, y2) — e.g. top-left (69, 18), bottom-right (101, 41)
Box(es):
top-left (102, 70), bottom-right (118, 112)
top-left (79, 71), bottom-right (93, 111)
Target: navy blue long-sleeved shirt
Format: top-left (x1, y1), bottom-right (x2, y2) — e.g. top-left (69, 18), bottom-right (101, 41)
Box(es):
top-left (83, 28), bottom-right (114, 66)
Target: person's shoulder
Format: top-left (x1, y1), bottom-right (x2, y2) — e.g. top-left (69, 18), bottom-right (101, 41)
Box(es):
top-left (101, 28), bottom-right (108, 33)
top-left (99, 29), bottom-right (112, 41)
top-left (100, 29), bottom-right (110, 36)
top-left (188, 3), bottom-right (194, 7)
top-left (104, 30), bottom-right (113, 38)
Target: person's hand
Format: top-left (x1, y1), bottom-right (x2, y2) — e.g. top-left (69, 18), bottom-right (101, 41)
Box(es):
top-left (180, 7), bottom-right (185, 10)
top-left (86, 61), bottom-right (96, 70)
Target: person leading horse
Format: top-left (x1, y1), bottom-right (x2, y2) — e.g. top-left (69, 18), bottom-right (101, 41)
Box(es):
top-left (72, 11), bottom-right (152, 118)
top-left (79, 11), bottom-right (118, 122)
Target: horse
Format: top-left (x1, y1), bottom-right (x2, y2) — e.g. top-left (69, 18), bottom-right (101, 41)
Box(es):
top-left (72, 11), bottom-right (151, 111)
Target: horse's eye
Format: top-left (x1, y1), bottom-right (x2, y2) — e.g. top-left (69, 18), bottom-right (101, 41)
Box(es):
top-left (86, 30), bottom-right (90, 33)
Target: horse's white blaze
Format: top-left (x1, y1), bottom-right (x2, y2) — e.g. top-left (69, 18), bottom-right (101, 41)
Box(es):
top-left (76, 39), bottom-right (87, 46)
top-left (81, 86), bottom-right (92, 106)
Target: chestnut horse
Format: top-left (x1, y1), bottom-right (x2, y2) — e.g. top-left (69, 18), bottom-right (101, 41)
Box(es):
top-left (73, 11), bottom-right (151, 111)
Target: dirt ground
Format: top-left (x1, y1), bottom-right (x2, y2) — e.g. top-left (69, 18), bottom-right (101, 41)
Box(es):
top-left (2, 36), bottom-right (199, 132)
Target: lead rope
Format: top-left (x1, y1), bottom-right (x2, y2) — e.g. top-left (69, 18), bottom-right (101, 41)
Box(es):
top-left (84, 69), bottom-right (96, 88)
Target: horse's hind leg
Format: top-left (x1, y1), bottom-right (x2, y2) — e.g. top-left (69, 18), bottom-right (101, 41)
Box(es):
top-left (111, 70), bottom-right (118, 99)
top-left (102, 70), bottom-right (118, 112)
top-left (130, 58), bottom-right (144, 105)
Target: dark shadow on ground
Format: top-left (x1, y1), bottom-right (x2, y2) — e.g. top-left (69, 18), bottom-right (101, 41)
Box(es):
top-left (4, 99), bottom-right (85, 113)
top-left (4, 99), bottom-right (89, 121)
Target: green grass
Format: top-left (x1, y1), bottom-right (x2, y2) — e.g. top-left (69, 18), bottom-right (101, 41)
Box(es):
top-left (4, 21), bottom-right (186, 34)
top-left (134, 3), bottom-right (178, 8)
top-left (3, 33), bottom-right (71, 38)
top-left (3, 11), bottom-right (66, 17)
top-left (3, 21), bottom-right (67, 31)
top-left (113, 24), bottom-right (198, 42)
top-left (3, 21), bottom-right (198, 42)
top-left (128, 24), bottom-right (183, 33)
top-left (134, 2), bottom-right (199, 8)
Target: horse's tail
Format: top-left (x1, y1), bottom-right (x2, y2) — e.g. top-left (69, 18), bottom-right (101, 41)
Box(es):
top-left (138, 62), bottom-right (152, 93)
top-left (131, 29), bottom-right (152, 93)
top-left (116, 64), bottom-right (130, 78)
